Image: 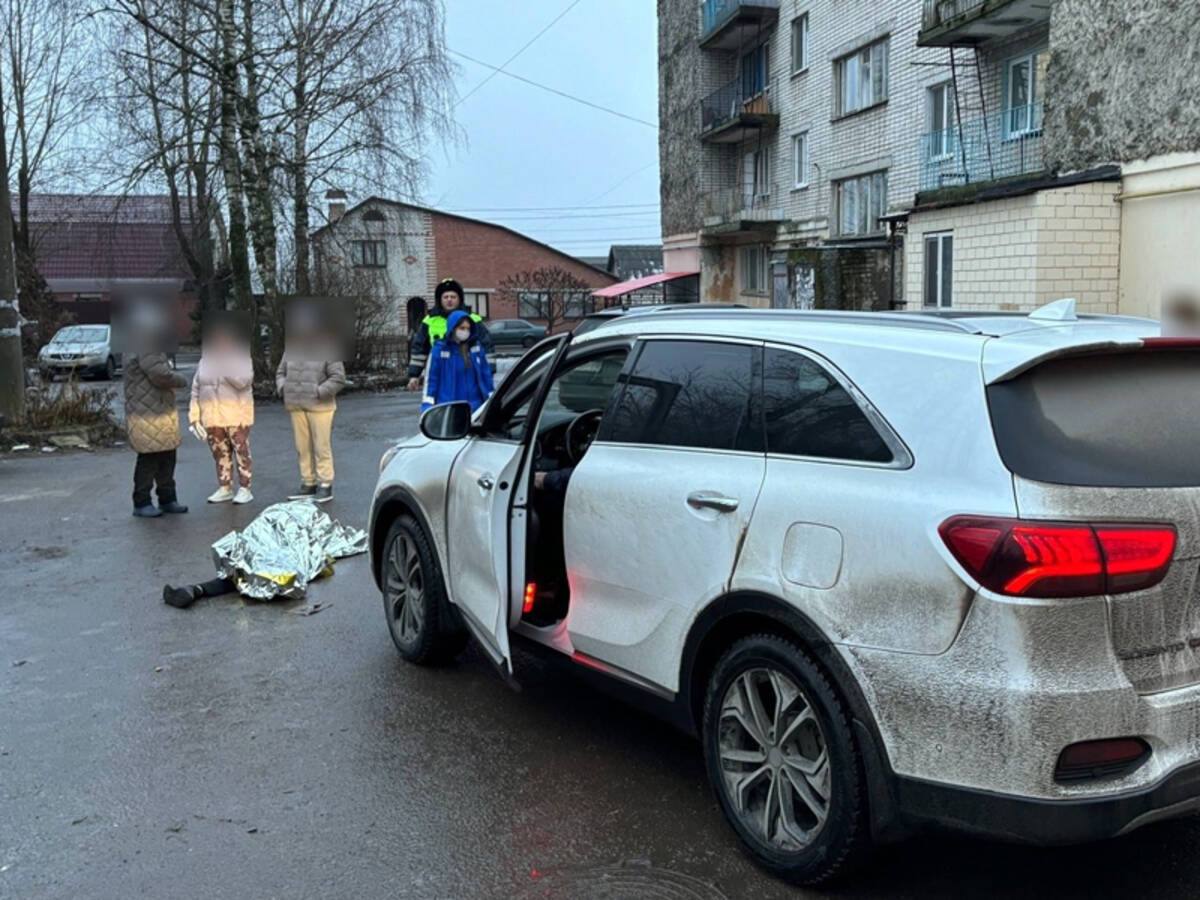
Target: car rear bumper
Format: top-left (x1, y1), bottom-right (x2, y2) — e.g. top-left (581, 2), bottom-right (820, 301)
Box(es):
top-left (894, 760), bottom-right (1200, 844)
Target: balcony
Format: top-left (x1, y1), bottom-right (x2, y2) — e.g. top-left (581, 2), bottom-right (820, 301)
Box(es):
top-left (918, 0), bottom-right (1051, 47)
top-left (700, 77), bottom-right (779, 143)
top-left (702, 184), bottom-right (785, 234)
top-left (700, 0), bottom-right (780, 51)
top-left (919, 103), bottom-right (1045, 192)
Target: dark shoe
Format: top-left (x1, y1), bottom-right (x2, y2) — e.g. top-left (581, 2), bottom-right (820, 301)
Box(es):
top-left (159, 501), bottom-right (189, 514)
top-left (313, 484), bottom-right (333, 504)
top-left (289, 484), bottom-right (317, 500)
top-left (163, 585), bottom-right (198, 609)
top-left (133, 504), bottom-right (162, 518)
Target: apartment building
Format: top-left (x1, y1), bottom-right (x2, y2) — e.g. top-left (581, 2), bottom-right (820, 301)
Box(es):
top-left (660, 0), bottom-right (946, 309)
top-left (660, 0), bottom-right (1200, 314)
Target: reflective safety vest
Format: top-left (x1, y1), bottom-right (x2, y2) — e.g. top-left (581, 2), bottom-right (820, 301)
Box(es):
top-left (424, 312), bottom-right (482, 342)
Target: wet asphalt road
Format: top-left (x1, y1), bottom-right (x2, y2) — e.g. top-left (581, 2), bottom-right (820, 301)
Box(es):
top-left (4, 391), bottom-right (1200, 899)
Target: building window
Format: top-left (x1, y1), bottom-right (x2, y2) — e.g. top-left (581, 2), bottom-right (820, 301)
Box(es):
top-left (836, 39), bottom-right (888, 116)
top-left (792, 132), bottom-right (809, 189)
top-left (350, 239), bottom-right (386, 268)
top-left (740, 43), bottom-right (769, 96)
top-left (923, 232), bottom-right (953, 308)
top-left (740, 244), bottom-right (769, 294)
top-left (834, 171), bottom-right (887, 236)
top-left (466, 291), bottom-right (490, 318)
top-left (927, 82), bottom-right (955, 159)
top-left (1004, 49), bottom-right (1047, 137)
top-left (743, 147), bottom-right (771, 205)
top-left (790, 14), bottom-right (809, 74)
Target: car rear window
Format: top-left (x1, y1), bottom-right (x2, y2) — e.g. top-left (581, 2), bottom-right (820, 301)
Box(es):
top-left (987, 349), bottom-right (1200, 487)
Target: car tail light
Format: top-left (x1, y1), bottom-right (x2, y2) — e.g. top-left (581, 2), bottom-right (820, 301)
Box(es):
top-left (1055, 737), bottom-right (1150, 783)
top-left (522, 582), bottom-right (538, 615)
top-left (939, 516), bottom-right (1176, 598)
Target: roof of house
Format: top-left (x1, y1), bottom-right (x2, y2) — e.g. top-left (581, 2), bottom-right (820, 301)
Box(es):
top-left (310, 196), bottom-right (618, 283)
top-left (17, 194), bottom-right (192, 284)
top-left (576, 255), bottom-right (609, 271)
top-left (606, 244), bottom-right (663, 281)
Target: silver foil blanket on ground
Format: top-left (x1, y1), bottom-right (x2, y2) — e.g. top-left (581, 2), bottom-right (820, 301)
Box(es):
top-left (210, 501), bottom-right (368, 600)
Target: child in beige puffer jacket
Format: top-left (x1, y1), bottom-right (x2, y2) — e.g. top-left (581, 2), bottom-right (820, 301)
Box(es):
top-left (189, 328), bottom-right (255, 504)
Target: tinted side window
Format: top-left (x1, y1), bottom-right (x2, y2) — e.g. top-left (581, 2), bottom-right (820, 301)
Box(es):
top-left (600, 340), bottom-right (761, 452)
top-left (762, 348), bottom-right (892, 463)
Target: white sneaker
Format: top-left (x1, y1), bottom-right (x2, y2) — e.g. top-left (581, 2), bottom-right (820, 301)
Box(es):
top-left (233, 486), bottom-right (254, 505)
top-left (207, 487), bottom-right (235, 503)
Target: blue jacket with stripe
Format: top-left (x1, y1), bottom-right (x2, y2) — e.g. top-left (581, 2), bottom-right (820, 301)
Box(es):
top-left (421, 310), bottom-right (496, 413)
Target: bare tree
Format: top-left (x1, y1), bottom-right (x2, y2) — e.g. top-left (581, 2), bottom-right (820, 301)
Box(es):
top-left (497, 267), bottom-right (594, 336)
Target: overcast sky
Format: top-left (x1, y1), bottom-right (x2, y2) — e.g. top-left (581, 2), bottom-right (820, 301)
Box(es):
top-left (424, 0), bottom-right (662, 258)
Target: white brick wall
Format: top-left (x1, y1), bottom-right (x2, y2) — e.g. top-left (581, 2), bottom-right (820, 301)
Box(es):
top-left (905, 181), bottom-right (1122, 312)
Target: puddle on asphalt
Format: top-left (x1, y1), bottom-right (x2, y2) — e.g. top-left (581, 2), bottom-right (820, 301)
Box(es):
top-left (510, 861), bottom-right (728, 899)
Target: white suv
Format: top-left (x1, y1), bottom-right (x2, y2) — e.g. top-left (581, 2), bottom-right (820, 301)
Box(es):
top-left (369, 304), bottom-right (1200, 883)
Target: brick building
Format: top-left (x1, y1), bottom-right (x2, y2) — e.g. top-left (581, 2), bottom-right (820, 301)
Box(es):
top-left (659, 0), bottom-right (1200, 315)
top-left (310, 194), bottom-right (617, 334)
top-left (18, 194), bottom-right (197, 338)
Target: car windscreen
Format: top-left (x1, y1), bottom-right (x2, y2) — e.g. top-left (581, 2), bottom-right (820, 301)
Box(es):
top-left (54, 326), bottom-right (107, 343)
top-left (987, 349), bottom-right (1200, 487)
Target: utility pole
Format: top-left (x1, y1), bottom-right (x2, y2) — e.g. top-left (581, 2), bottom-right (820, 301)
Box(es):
top-left (0, 81), bottom-right (26, 424)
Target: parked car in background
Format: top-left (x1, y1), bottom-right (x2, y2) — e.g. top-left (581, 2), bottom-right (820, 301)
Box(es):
top-left (371, 302), bottom-right (1200, 884)
top-left (38, 324), bottom-right (120, 380)
top-left (488, 319), bottom-right (546, 351)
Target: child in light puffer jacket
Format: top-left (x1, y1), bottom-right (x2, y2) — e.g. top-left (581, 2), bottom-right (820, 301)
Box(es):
top-left (189, 325), bottom-right (256, 504)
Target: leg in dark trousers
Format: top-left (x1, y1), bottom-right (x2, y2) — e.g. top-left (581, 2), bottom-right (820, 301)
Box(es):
top-left (154, 450), bottom-right (178, 505)
top-left (133, 452), bottom-right (166, 508)
top-left (163, 577), bottom-right (236, 609)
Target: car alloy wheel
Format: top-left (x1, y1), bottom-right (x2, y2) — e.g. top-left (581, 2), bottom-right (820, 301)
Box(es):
top-left (385, 529), bottom-right (426, 648)
top-left (718, 667), bottom-right (830, 850)
top-left (703, 634), bottom-right (866, 884)
top-left (380, 515), bottom-right (468, 665)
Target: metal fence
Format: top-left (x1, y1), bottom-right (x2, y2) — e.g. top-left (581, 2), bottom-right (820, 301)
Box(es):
top-left (703, 182), bottom-right (782, 225)
top-left (919, 103), bottom-right (1044, 191)
top-left (701, 0), bottom-right (780, 38)
top-left (700, 76), bottom-right (777, 134)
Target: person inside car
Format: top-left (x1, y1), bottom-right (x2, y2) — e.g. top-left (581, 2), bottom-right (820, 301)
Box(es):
top-left (406, 279), bottom-right (493, 392)
top-left (421, 310), bottom-right (495, 413)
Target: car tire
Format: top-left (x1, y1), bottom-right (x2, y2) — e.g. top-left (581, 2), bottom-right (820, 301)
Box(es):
top-left (104, 356), bottom-right (116, 380)
top-left (381, 514), bottom-right (468, 665)
top-left (522, 335), bottom-right (536, 348)
top-left (702, 634), bottom-right (868, 885)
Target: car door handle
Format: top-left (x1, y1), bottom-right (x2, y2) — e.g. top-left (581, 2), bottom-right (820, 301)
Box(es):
top-left (687, 491), bottom-right (739, 513)
top-left (477, 474), bottom-right (495, 490)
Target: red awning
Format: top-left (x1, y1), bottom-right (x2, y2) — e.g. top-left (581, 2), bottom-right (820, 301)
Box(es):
top-left (591, 271), bottom-right (699, 299)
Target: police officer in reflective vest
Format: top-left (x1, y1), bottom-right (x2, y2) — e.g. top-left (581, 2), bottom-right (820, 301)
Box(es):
top-left (406, 278), bottom-right (493, 392)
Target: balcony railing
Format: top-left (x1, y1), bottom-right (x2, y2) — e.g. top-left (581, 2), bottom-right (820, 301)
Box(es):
top-left (702, 183), bottom-right (784, 230)
top-left (701, 0), bottom-right (780, 49)
top-left (699, 76), bottom-right (778, 142)
top-left (919, 0), bottom-right (1050, 47)
top-left (919, 103), bottom-right (1045, 192)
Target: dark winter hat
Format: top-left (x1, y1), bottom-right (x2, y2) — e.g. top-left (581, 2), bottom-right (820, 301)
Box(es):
top-left (434, 278), bottom-right (465, 305)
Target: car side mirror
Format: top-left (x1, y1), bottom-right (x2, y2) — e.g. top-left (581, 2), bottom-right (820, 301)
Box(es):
top-left (420, 401), bottom-right (473, 440)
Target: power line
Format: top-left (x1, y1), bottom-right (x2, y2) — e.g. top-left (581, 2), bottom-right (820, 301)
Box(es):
top-left (586, 161), bottom-right (659, 204)
top-left (472, 210), bottom-right (661, 222)
top-left (454, 0), bottom-right (587, 109)
top-left (450, 49), bottom-right (659, 131)
top-left (447, 202), bottom-right (658, 212)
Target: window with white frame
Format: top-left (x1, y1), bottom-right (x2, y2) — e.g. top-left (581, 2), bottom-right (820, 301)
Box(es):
top-left (834, 171), bottom-right (888, 236)
top-left (927, 82), bottom-right (955, 159)
top-left (923, 233), bottom-right (953, 308)
top-left (740, 244), bottom-right (769, 294)
top-left (743, 147), bottom-right (771, 204)
top-left (790, 13), bottom-right (809, 74)
top-left (466, 291), bottom-right (490, 318)
top-left (792, 132), bottom-right (809, 189)
top-left (836, 39), bottom-right (888, 116)
top-left (1004, 49), bottom-right (1048, 137)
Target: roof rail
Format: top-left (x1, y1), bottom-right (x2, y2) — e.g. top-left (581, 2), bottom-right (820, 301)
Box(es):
top-left (627, 307), bottom-right (984, 334)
